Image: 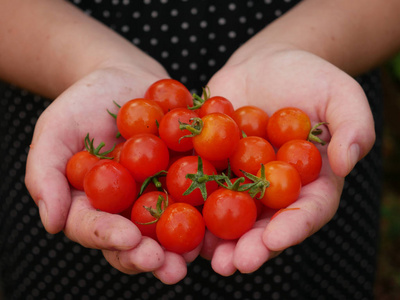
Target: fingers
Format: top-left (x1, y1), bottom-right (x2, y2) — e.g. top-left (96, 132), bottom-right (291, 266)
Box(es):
top-left (233, 222), bottom-right (279, 273)
top-left (262, 157), bottom-right (344, 251)
top-left (210, 240), bottom-right (237, 276)
top-left (102, 236), bottom-right (165, 274)
top-left (64, 190), bottom-right (142, 250)
top-left (153, 252), bottom-right (188, 284)
top-left (325, 78), bottom-right (376, 177)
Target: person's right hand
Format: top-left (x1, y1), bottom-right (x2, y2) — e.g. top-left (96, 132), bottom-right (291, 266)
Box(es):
top-left (24, 65), bottom-right (199, 284)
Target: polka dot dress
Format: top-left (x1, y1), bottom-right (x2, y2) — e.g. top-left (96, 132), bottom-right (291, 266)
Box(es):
top-left (0, 1), bottom-right (383, 299)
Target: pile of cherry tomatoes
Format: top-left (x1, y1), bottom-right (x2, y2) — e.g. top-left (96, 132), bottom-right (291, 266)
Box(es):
top-left (66, 78), bottom-right (326, 255)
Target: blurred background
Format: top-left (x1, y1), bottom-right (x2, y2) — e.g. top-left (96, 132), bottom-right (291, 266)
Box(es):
top-left (374, 54), bottom-right (400, 299)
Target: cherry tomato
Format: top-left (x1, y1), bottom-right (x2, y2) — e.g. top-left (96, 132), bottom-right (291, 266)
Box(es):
top-left (218, 177), bottom-right (264, 219)
top-left (229, 136), bottom-right (276, 178)
top-left (83, 160), bottom-right (137, 214)
top-left (66, 134), bottom-right (113, 190)
top-left (276, 139), bottom-right (322, 185)
top-left (266, 107), bottom-right (311, 148)
top-left (156, 202), bottom-right (205, 254)
top-left (203, 188), bottom-right (257, 240)
top-left (107, 142), bottom-right (125, 163)
top-left (232, 106), bottom-right (269, 139)
top-left (256, 161), bottom-right (302, 209)
top-left (116, 98), bottom-right (164, 139)
top-left (130, 191), bottom-right (173, 241)
top-left (159, 107), bottom-right (199, 152)
top-left (120, 133), bottom-right (169, 183)
top-left (166, 156), bottom-right (219, 206)
top-left (191, 113), bottom-right (241, 161)
top-left (144, 79), bottom-right (193, 113)
top-left (198, 96), bottom-right (235, 118)
top-left (66, 151), bottom-right (100, 191)
top-left (207, 158), bottom-right (229, 172)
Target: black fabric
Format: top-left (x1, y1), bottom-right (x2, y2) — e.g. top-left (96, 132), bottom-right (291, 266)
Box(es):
top-left (0, 1), bottom-right (383, 299)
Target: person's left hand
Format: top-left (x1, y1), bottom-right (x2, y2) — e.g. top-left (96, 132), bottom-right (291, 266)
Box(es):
top-left (199, 43), bottom-right (375, 276)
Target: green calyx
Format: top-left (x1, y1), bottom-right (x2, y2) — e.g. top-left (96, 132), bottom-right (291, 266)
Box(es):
top-left (178, 117), bottom-right (204, 141)
top-left (308, 122), bottom-right (329, 145)
top-left (138, 170), bottom-right (168, 197)
top-left (107, 100), bottom-right (122, 139)
top-left (183, 156), bottom-right (225, 201)
top-left (188, 86), bottom-right (210, 110)
top-left (240, 165), bottom-right (270, 199)
top-left (137, 193), bottom-right (170, 225)
top-left (84, 133), bottom-right (115, 159)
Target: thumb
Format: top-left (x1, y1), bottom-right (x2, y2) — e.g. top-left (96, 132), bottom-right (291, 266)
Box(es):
top-left (25, 113), bottom-right (78, 234)
top-left (326, 78), bottom-right (376, 177)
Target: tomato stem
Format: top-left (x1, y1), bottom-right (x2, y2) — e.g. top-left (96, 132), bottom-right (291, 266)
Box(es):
top-left (139, 170), bottom-right (168, 196)
top-left (188, 86), bottom-right (210, 110)
top-left (241, 165), bottom-right (270, 199)
top-left (308, 122), bottom-right (328, 145)
top-left (84, 133), bottom-right (115, 160)
top-left (137, 193), bottom-right (170, 225)
top-left (178, 117), bottom-right (203, 142)
top-left (183, 156), bottom-right (224, 201)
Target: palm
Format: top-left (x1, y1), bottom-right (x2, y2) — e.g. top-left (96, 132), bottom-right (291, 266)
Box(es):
top-left (25, 67), bottom-right (198, 283)
top-left (202, 48), bottom-right (375, 275)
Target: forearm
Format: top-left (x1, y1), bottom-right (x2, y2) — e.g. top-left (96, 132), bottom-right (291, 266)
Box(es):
top-left (0, 0), bottom-right (164, 99)
top-left (232, 0), bottom-right (400, 76)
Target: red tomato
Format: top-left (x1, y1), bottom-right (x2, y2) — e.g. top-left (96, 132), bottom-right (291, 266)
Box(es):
top-left (66, 151), bottom-right (100, 191)
top-left (256, 161), bottom-right (301, 209)
top-left (191, 113), bottom-right (240, 161)
top-left (83, 160), bottom-right (137, 214)
top-left (116, 98), bottom-right (164, 139)
top-left (166, 156), bottom-right (219, 206)
top-left (66, 134), bottom-right (113, 190)
top-left (144, 79), bottom-right (193, 113)
top-left (156, 202), bottom-right (205, 254)
top-left (107, 142), bottom-right (125, 163)
top-left (276, 139), bottom-right (322, 185)
top-left (232, 106), bottom-right (269, 139)
top-left (203, 188), bottom-right (257, 240)
top-left (207, 158), bottom-right (229, 172)
top-left (159, 107), bottom-right (199, 152)
top-left (130, 191), bottom-right (173, 241)
top-left (198, 96), bottom-right (235, 118)
top-left (229, 136), bottom-right (276, 178)
top-left (218, 177), bottom-right (264, 219)
top-left (120, 133), bottom-right (169, 183)
top-left (266, 107), bottom-right (311, 148)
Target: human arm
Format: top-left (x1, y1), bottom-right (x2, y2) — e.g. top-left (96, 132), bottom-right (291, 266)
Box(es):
top-left (203, 0), bottom-right (400, 275)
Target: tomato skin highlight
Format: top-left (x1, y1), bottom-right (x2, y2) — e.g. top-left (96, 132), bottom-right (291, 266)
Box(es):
top-left (66, 151), bottom-right (100, 191)
top-left (117, 98), bottom-right (164, 139)
top-left (159, 107), bottom-right (198, 152)
top-left (120, 133), bottom-right (170, 183)
top-left (203, 189), bottom-right (257, 240)
top-left (257, 161), bottom-right (302, 209)
top-left (266, 107), bottom-right (311, 148)
top-left (192, 113), bottom-right (240, 161)
top-left (230, 136), bottom-right (276, 178)
top-left (83, 160), bottom-right (137, 214)
top-left (166, 156), bottom-right (218, 206)
top-left (232, 106), bottom-right (269, 139)
top-left (276, 139), bottom-right (322, 185)
top-left (144, 79), bottom-right (193, 113)
top-left (156, 202), bottom-right (205, 254)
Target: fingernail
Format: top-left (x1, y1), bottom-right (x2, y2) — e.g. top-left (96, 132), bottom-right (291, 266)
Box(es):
top-left (38, 200), bottom-right (48, 228)
top-left (348, 144), bottom-right (360, 169)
